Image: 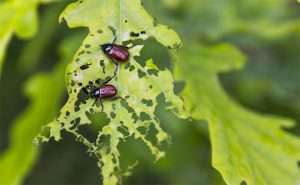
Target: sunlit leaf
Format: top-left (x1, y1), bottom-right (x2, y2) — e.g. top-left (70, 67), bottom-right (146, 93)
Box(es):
top-left (36, 0), bottom-right (185, 185)
top-left (175, 43), bottom-right (300, 185)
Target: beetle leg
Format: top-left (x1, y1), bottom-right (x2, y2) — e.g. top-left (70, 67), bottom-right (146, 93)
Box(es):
top-left (112, 96), bottom-right (125, 101)
top-left (93, 98), bottom-right (104, 112)
top-left (112, 36), bottom-right (117, 44)
top-left (111, 59), bottom-right (120, 79)
top-left (108, 26), bottom-right (117, 43)
top-left (99, 98), bottom-right (104, 112)
top-left (92, 98), bottom-right (97, 106)
top-left (114, 63), bottom-right (120, 79)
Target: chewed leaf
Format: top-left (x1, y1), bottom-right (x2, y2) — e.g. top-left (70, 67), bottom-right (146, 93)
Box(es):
top-left (36, 0), bottom-right (185, 184)
top-left (59, 0), bottom-right (181, 48)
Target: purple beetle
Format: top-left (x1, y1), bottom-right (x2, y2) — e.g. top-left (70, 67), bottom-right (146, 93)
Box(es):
top-left (101, 44), bottom-right (129, 62)
top-left (91, 84), bottom-right (118, 111)
top-left (100, 42), bottom-right (130, 79)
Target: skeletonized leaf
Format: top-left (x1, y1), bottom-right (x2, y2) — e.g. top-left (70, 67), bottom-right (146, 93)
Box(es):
top-left (37, 1), bottom-right (185, 185)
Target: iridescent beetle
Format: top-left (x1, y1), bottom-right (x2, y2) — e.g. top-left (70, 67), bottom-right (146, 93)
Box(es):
top-left (101, 43), bottom-right (129, 62)
top-left (81, 76), bottom-right (120, 112)
top-left (91, 83), bottom-right (118, 112)
top-left (100, 36), bottom-right (130, 79)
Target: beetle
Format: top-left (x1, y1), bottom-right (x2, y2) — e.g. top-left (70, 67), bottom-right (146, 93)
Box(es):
top-left (100, 42), bottom-right (130, 79)
top-left (91, 83), bottom-right (118, 112)
top-left (101, 44), bottom-right (129, 62)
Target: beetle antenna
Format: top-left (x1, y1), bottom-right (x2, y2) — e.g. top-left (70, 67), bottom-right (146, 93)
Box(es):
top-left (82, 87), bottom-right (90, 95)
top-left (108, 26), bottom-right (117, 43)
top-left (102, 76), bottom-right (113, 86)
top-left (112, 36), bottom-right (117, 44)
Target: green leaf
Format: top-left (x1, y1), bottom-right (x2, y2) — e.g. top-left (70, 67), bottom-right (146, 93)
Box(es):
top-left (17, 3), bottom-right (65, 72)
top-left (0, 0), bottom-right (58, 75)
top-left (145, 0), bottom-right (300, 41)
top-left (175, 43), bottom-right (300, 185)
top-left (0, 33), bottom-right (82, 185)
top-left (37, 0), bottom-right (185, 185)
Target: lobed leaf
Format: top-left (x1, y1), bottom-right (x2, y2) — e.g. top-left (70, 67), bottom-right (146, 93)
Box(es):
top-left (37, 0), bottom-right (185, 184)
top-left (175, 43), bottom-right (300, 185)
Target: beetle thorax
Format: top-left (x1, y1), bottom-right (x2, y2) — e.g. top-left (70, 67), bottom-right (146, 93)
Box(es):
top-left (105, 45), bottom-right (113, 53)
top-left (91, 89), bottom-right (101, 98)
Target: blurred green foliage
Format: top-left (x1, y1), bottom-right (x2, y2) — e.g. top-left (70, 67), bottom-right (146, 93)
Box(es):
top-left (0, 31), bottom-right (83, 185)
top-left (175, 43), bottom-right (300, 185)
top-left (1, 0), bottom-right (300, 185)
top-left (0, 0), bottom-right (61, 74)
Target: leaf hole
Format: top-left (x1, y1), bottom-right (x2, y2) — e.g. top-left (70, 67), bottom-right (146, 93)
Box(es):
top-left (89, 111), bottom-right (110, 131)
top-left (117, 126), bottom-right (130, 137)
top-left (110, 112), bottom-right (116, 119)
top-left (39, 126), bottom-right (51, 139)
top-left (132, 112), bottom-right (139, 123)
top-left (77, 124), bottom-right (98, 142)
top-left (139, 112), bottom-right (151, 121)
top-left (97, 29), bottom-right (103, 34)
top-left (74, 88), bottom-right (90, 111)
top-left (124, 62), bottom-right (131, 70)
top-left (97, 134), bottom-right (111, 151)
top-left (141, 99), bottom-right (153, 107)
top-left (144, 124), bottom-right (159, 145)
top-left (137, 126), bottom-right (148, 135)
top-left (174, 80), bottom-right (186, 95)
top-left (147, 68), bottom-right (159, 76)
top-left (135, 38), bottom-right (171, 70)
top-left (84, 44), bottom-right (91, 48)
top-left (70, 117), bottom-right (81, 130)
top-left (240, 180), bottom-right (247, 185)
top-left (130, 31), bottom-right (140, 37)
top-left (78, 50), bottom-right (85, 55)
top-left (122, 38), bottom-right (144, 47)
top-left (137, 69), bottom-right (147, 78)
top-left (129, 65), bottom-right (135, 71)
top-left (120, 100), bottom-right (135, 113)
